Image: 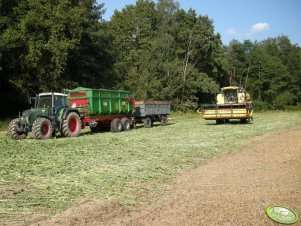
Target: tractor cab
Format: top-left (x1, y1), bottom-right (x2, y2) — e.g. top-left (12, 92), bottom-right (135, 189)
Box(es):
top-left (20, 93), bottom-right (68, 126)
top-left (35, 93), bottom-right (68, 114)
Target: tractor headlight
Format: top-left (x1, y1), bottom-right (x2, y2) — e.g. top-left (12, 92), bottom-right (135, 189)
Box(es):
top-left (21, 116), bottom-right (29, 123)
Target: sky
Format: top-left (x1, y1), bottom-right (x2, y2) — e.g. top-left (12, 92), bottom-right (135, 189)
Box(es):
top-left (98, 0), bottom-right (301, 46)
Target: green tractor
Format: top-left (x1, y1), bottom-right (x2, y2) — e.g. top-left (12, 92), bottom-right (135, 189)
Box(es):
top-left (8, 92), bottom-right (81, 140)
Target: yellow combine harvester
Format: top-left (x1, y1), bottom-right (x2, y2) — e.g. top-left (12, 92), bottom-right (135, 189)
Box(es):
top-left (198, 86), bottom-right (254, 124)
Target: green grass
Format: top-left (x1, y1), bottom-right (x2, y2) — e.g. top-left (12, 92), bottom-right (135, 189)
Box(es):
top-left (1, 111), bottom-right (301, 221)
top-left (0, 119), bottom-right (10, 132)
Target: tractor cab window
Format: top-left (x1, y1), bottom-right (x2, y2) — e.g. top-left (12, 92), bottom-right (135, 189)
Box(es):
top-left (54, 96), bottom-right (67, 113)
top-left (36, 95), bottom-right (52, 108)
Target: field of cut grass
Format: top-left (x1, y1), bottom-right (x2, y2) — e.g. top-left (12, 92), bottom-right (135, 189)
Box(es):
top-left (1, 111), bottom-right (301, 222)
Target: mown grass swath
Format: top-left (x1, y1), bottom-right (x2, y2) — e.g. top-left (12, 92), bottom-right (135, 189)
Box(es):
top-left (0, 112), bottom-right (301, 222)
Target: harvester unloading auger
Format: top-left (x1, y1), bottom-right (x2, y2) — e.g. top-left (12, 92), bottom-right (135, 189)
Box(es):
top-left (198, 86), bottom-right (254, 124)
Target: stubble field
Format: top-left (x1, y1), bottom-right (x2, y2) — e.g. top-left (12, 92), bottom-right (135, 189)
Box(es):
top-left (0, 111), bottom-right (301, 224)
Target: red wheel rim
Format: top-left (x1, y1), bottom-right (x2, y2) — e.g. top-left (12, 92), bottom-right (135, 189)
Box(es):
top-left (41, 123), bottom-right (49, 136)
top-left (69, 117), bottom-right (77, 133)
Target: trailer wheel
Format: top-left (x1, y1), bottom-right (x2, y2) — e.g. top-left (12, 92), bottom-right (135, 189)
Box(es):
top-left (111, 118), bottom-right (122, 132)
top-left (160, 115), bottom-right (168, 126)
top-left (8, 118), bottom-right (27, 140)
top-left (121, 118), bottom-right (131, 131)
top-left (90, 122), bottom-right (101, 133)
top-left (143, 117), bottom-right (153, 128)
top-left (90, 126), bottom-right (98, 133)
top-left (62, 112), bottom-right (81, 137)
top-left (32, 118), bottom-right (53, 139)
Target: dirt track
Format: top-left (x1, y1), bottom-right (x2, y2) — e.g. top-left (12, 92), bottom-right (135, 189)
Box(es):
top-left (38, 126), bottom-right (301, 226)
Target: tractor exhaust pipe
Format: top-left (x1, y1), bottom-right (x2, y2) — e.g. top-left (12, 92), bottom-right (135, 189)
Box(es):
top-left (51, 92), bottom-right (55, 115)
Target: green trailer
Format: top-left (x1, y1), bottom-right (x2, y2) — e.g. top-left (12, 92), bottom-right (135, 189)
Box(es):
top-left (68, 87), bottom-right (135, 132)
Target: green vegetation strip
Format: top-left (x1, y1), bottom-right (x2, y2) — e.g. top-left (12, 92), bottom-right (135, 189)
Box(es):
top-left (0, 119), bottom-right (9, 132)
top-left (1, 112), bottom-right (301, 222)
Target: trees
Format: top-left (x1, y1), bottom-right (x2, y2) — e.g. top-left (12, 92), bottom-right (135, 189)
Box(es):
top-left (174, 9), bottom-right (221, 107)
top-left (0, 0), bottom-right (113, 117)
top-left (110, 0), bottom-right (222, 109)
top-left (110, 0), bottom-right (158, 99)
top-left (64, 2), bottom-right (116, 89)
top-left (1, 0), bottom-right (91, 93)
top-left (1, 0), bottom-right (300, 116)
top-left (224, 36), bottom-right (301, 109)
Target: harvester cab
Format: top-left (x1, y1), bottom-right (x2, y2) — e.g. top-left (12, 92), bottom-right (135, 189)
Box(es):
top-left (8, 92), bottom-right (81, 140)
top-left (217, 86), bottom-right (250, 105)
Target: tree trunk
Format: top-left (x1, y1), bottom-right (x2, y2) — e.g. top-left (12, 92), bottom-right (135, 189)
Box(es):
top-left (245, 63), bottom-right (251, 89)
top-left (229, 67), bottom-right (235, 85)
top-left (182, 33), bottom-right (192, 102)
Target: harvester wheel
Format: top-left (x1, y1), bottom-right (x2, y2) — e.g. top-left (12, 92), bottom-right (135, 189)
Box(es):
top-left (111, 118), bottom-right (122, 132)
top-left (32, 118), bottom-right (53, 140)
top-left (160, 115), bottom-right (168, 126)
top-left (216, 119), bottom-right (224, 124)
top-left (62, 112), bottom-right (81, 137)
top-left (8, 118), bottom-right (27, 139)
top-left (143, 117), bottom-right (153, 128)
top-left (240, 118), bottom-right (248, 124)
top-left (121, 118), bottom-right (131, 131)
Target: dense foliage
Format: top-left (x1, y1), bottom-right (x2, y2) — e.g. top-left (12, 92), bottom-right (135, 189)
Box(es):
top-left (1, 0), bottom-right (300, 117)
top-left (225, 37), bottom-right (301, 110)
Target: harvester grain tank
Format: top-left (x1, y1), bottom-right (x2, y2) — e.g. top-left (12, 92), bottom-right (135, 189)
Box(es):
top-left (198, 86), bottom-right (253, 124)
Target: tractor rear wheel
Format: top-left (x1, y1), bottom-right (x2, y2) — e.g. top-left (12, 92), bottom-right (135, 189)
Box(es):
top-left (62, 112), bottom-right (81, 137)
top-left (143, 117), bottom-right (153, 128)
top-left (8, 118), bottom-right (27, 139)
top-left (111, 118), bottom-right (122, 132)
top-left (32, 118), bottom-right (53, 139)
top-left (121, 118), bottom-right (131, 131)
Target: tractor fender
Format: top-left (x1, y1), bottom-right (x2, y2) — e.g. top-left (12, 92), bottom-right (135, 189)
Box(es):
top-left (59, 108), bottom-right (81, 130)
top-left (61, 108), bottom-right (80, 120)
top-left (57, 108), bottom-right (80, 130)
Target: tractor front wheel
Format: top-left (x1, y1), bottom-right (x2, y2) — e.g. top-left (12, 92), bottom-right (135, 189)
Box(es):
top-left (8, 118), bottom-right (27, 139)
top-left (32, 118), bottom-right (53, 140)
top-left (62, 112), bottom-right (81, 137)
